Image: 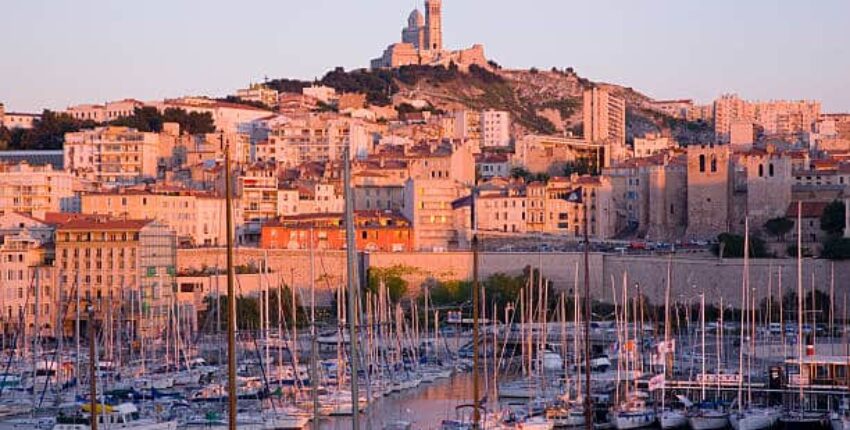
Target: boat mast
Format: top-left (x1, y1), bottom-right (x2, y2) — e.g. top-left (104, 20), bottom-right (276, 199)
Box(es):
top-left (224, 136), bottom-right (238, 430)
top-left (471, 183), bottom-right (481, 428)
top-left (309, 227), bottom-right (320, 429)
top-left (582, 190), bottom-right (592, 430)
top-left (662, 257), bottom-right (671, 411)
top-left (343, 146), bottom-right (362, 430)
top-left (796, 201), bottom-right (803, 411)
top-left (88, 301), bottom-right (98, 430)
top-left (737, 218), bottom-right (748, 412)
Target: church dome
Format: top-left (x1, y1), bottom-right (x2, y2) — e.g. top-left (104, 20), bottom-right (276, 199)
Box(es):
top-left (408, 9), bottom-right (424, 28)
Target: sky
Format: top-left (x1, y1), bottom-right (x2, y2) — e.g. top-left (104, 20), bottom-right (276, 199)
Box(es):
top-left (2, 0), bottom-right (849, 113)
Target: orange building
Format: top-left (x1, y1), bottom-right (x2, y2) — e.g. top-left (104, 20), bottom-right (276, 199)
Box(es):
top-left (260, 210), bottom-right (413, 252)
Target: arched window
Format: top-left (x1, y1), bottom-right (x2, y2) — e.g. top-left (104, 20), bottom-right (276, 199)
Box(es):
top-left (699, 154), bottom-right (706, 172)
top-left (711, 156), bottom-right (717, 172)
top-left (758, 164), bottom-right (764, 177)
top-left (769, 163), bottom-right (775, 177)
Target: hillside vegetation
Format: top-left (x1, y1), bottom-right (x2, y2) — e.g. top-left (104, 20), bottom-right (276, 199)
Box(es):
top-left (269, 64), bottom-right (710, 141)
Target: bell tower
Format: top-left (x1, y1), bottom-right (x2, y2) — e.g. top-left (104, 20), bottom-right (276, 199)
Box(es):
top-left (424, 0), bottom-right (443, 51)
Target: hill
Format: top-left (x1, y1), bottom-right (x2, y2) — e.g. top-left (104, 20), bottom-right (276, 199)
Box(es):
top-left (268, 64), bottom-right (714, 144)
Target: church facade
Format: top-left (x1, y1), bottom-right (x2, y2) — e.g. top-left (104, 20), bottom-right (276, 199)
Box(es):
top-left (370, 0), bottom-right (488, 70)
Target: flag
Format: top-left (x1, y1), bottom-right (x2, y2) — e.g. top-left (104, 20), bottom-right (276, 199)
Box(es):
top-left (561, 187), bottom-right (583, 203)
top-left (657, 339), bottom-right (676, 354)
top-left (648, 374), bottom-right (665, 392)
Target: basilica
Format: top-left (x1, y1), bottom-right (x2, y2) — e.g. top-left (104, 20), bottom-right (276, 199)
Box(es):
top-left (370, 0), bottom-right (488, 70)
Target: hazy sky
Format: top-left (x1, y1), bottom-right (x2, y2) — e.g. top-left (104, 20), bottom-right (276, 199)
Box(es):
top-left (2, 0), bottom-right (849, 113)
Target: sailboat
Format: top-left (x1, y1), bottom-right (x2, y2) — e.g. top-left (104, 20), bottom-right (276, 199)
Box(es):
top-left (687, 294), bottom-right (728, 430)
top-left (658, 259), bottom-right (687, 430)
top-left (610, 274), bottom-right (657, 430)
top-left (729, 219), bottom-right (780, 430)
top-left (780, 203), bottom-right (829, 429)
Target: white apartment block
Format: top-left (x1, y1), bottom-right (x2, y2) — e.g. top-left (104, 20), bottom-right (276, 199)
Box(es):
top-left (266, 116), bottom-right (370, 166)
top-left (480, 110), bottom-right (511, 147)
top-left (64, 126), bottom-right (160, 184)
top-left (583, 87), bottom-right (626, 148)
top-left (0, 162), bottom-right (77, 219)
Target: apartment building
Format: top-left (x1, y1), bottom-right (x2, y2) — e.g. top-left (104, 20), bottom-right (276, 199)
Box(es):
top-left (714, 94), bottom-right (821, 142)
top-left (265, 115), bottom-right (370, 166)
top-left (54, 216), bottom-right (176, 337)
top-left (80, 187), bottom-right (227, 246)
top-left (404, 177), bottom-right (467, 251)
top-left (239, 163), bottom-right (279, 222)
top-left (260, 210), bottom-right (413, 252)
top-left (0, 162), bottom-right (78, 219)
top-left (480, 110), bottom-right (511, 147)
top-left (64, 126), bottom-right (160, 184)
top-left (583, 87), bottom-right (626, 150)
top-left (0, 213), bottom-right (55, 338)
top-left (632, 133), bottom-right (674, 158)
top-left (277, 181), bottom-right (344, 216)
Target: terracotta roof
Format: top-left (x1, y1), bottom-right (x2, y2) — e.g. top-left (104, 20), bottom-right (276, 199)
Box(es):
top-left (786, 201), bottom-right (830, 218)
top-left (57, 218), bottom-right (151, 231)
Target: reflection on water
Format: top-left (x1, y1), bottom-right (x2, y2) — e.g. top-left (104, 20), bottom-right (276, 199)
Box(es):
top-left (319, 373), bottom-right (477, 430)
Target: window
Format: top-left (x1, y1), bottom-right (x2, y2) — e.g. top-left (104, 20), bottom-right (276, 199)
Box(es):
top-left (758, 164), bottom-right (763, 177)
top-left (699, 155), bottom-right (706, 172)
top-left (711, 157), bottom-right (717, 172)
top-left (769, 164), bottom-right (774, 177)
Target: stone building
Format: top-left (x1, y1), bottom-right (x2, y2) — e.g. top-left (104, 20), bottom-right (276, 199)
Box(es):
top-left (514, 135), bottom-right (606, 176)
top-left (604, 151), bottom-right (687, 239)
top-left (686, 144), bottom-right (732, 239)
top-left (734, 146), bottom-right (793, 233)
top-left (371, 0), bottom-right (488, 70)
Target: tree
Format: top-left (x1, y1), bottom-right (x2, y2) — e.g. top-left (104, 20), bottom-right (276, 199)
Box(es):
top-left (0, 110), bottom-right (98, 150)
top-left (821, 237), bottom-right (850, 260)
top-left (111, 107), bottom-right (215, 134)
top-left (429, 280), bottom-right (472, 307)
top-left (764, 217), bottom-right (794, 241)
top-left (366, 265), bottom-right (410, 303)
top-left (820, 200), bottom-right (846, 237)
top-left (510, 167), bottom-right (531, 181)
top-left (711, 233), bottom-right (768, 258)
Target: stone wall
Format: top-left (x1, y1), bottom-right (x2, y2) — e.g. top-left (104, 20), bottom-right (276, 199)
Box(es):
top-left (178, 248), bottom-right (850, 309)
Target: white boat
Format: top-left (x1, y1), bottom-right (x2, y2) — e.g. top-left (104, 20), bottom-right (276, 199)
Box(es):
top-left (546, 406), bottom-right (585, 427)
top-left (833, 412), bottom-right (850, 430)
top-left (780, 410), bottom-right (829, 429)
top-left (541, 350), bottom-right (563, 372)
top-left (0, 417), bottom-right (54, 430)
top-left (609, 399), bottom-right (656, 429)
top-left (517, 415), bottom-right (555, 430)
top-left (658, 409), bottom-right (687, 429)
top-left (498, 378), bottom-right (560, 399)
top-left (264, 407), bottom-right (311, 429)
top-left (53, 403), bottom-right (177, 430)
top-left (729, 407), bottom-right (780, 430)
top-left (688, 408), bottom-right (729, 430)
